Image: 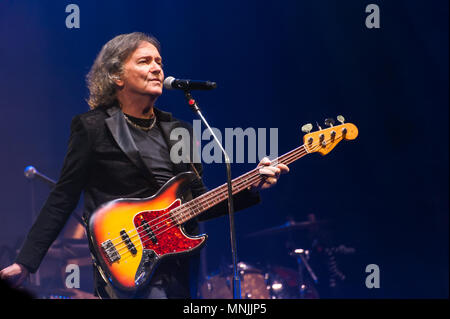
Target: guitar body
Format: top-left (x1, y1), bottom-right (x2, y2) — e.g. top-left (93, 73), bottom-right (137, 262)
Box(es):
top-left (87, 172), bottom-right (207, 294)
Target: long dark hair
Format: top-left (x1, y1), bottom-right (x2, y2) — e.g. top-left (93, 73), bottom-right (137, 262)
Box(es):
top-left (86, 32), bottom-right (161, 109)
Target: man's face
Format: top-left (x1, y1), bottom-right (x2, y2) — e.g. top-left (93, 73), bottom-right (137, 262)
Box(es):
top-left (117, 41), bottom-right (164, 97)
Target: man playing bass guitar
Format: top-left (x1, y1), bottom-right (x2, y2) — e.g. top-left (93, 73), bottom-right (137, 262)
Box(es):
top-left (0, 32), bottom-right (289, 299)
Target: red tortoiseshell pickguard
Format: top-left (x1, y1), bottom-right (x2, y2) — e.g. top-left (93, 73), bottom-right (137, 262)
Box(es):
top-left (132, 200), bottom-right (204, 256)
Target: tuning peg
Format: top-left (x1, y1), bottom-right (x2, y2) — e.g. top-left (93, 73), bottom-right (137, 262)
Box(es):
top-left (301, 123), bottom-right (313, 133)
top-left (316, 121), bottom-right (322, 131)
top-left (324, 118), bottom-right (335, 127)
top-left (337, 115), bottom-right (345, 124)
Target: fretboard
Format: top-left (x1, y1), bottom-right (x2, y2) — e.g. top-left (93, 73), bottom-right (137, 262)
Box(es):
top-left (170, 144), bottom-right (310, 225)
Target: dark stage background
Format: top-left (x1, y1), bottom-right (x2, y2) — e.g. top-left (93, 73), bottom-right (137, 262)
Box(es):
top-left (0, 0), bottom-right (448, 298)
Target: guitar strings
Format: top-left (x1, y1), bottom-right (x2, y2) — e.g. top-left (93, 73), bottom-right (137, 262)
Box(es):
top-left (104, 136), bottom-right (337, 258)
top-left (109, 137), bottom-right (337, 261)
top-left (103, 143), bottom-right (307, 252)
top-left (102, 143), bottom-right (290, 248)
top-left (103, 143), bottom-right (310, 256)
top-left (105, 141), bottom-right (319, 259)
top-left (114, 142), bottom-right (320, 262)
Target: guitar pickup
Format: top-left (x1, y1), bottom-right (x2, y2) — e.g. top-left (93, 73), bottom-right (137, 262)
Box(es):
top-left (101, 239), bottom-right (121, 263)
top-left (142, 220), bottom-right (158, 244)
top-left (120, 229), bottom-right (137, 255)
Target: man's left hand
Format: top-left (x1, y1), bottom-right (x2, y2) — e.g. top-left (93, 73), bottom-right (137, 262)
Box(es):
top-left (249, 157), bottom-right (289, 192)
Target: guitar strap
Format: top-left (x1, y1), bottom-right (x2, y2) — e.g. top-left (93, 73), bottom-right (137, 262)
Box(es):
top-left (189, 162), bottom-right (201, 180)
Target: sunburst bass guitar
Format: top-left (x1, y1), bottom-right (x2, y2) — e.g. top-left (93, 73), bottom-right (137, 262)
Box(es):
top-left (87, 118), bottom-right (358, 294)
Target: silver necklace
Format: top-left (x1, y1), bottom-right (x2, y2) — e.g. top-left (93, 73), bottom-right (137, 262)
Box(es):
top-left (124, 114), bottom-right (157, 131)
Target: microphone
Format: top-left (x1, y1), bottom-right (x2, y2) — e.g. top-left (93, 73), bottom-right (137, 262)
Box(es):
top-left (163, 76), bottom-right (217, 91)
top-left (24, 166), bottom-right (56, 186)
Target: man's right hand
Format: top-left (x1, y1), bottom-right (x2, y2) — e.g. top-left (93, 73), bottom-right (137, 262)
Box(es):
top-left (0, 263), bottom-right (29, 288)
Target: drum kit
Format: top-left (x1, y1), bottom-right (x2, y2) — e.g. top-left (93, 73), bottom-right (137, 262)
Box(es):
top-left (200, 261), bottom-right (320, 299)
top-left (199, 214), bottom-right (329, 299)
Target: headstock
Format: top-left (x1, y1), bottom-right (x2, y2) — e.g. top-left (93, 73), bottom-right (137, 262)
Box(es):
top-left (302, 116), bottom-right (358, 155)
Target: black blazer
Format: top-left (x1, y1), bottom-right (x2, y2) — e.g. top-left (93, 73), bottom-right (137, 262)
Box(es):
top-left (15, 105), bottom-right (260, 275)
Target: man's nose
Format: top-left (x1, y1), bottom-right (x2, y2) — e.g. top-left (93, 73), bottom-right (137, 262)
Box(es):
top-left (150, 61), bottom-right (162, 73)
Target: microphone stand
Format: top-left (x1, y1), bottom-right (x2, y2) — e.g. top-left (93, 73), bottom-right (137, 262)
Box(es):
top-left (183, 90), bottom-right (241, 299)
top-left (24, 166), bottom-right (57, 187)
top-left (28, 179), bottom-right (40, 287)
top-left (24, 166), bottom-right (58, 288)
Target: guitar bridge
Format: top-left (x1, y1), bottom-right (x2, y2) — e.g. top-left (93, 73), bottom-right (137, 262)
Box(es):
top-left (101, 239), bottom-right (121, 263)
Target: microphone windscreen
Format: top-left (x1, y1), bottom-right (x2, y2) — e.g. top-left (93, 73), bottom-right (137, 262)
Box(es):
top-left (24, 166), bottom-right (36, 179)
top-left (163, 76), bottom-right (175, 90)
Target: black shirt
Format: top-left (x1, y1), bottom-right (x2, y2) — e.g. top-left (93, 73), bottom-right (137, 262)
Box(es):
top-left (124, 113), bottom-right (176, 187)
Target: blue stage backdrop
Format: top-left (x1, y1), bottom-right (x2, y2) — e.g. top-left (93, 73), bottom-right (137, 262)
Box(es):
top-left (0, 0), bottom-right (447, 298)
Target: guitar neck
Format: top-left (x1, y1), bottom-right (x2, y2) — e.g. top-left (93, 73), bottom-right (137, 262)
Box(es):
top-left (174, 144), bottom-right (310, 224)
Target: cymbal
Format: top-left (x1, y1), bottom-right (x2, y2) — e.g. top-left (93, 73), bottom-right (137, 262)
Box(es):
top-left (246, 219), bottom-right (330, 238)
top-left (62, 215), bottom-right (86, 240)
top-left (66, 257), bottom-right (92, 267)
top-left (227, 262), bottom-right (263, 273)
top-left (59, 238), bottom-right (88, 245)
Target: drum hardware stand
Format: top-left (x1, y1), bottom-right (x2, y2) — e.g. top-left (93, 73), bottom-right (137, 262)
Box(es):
top-left (198, 222), bottom-right (209, 298)
top-left (290, 248), bottom-right (318, 298)
top-left (184, 90), bottom-right (241, 299)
